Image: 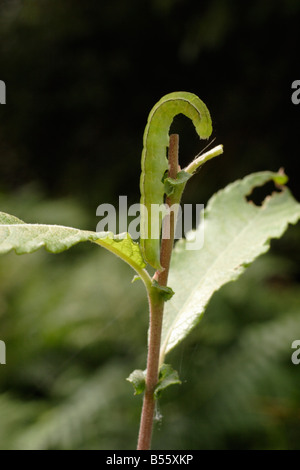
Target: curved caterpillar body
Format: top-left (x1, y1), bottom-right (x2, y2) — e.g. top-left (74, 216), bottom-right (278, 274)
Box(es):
top-left (140, 91), bottom-right (212, 270)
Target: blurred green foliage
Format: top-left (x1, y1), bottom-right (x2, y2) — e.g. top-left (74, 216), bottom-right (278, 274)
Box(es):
top-left (0, 0), bottom-right (299, 450)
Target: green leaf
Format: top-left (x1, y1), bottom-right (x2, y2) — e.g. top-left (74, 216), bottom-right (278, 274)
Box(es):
top-left (152, 280), bottom-right (175, 301)
top-left (126, 369), bottom-right (146, 395)
top-left (160, 171), bottom-right (300, 358)
top-left (0, 212), bottom-right (146, 270)
top-left (154, 364), bottom-right (181, 398)
top-left (164, 171), bottom-right (192, 196)
top-left (127, 364), bottom-right (181, 398)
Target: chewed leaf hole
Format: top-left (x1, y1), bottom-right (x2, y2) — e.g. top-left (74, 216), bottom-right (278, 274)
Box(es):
top-left (246, 181), bottom-right (281, 206)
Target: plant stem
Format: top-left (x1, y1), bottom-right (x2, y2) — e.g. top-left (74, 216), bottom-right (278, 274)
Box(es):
top-left (137, 134), bottom-right (179, 450)
top-left (184, 144), bottom-right (223, 174)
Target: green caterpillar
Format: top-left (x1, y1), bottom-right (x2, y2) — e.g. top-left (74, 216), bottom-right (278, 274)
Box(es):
top-left (140, 91), bottom-right (213, 270)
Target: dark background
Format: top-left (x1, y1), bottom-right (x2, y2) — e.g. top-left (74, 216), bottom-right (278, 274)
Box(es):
top-left (0, 0), bottom-right (299, 450)
top-left (0, 0), bottom-right (299, 205)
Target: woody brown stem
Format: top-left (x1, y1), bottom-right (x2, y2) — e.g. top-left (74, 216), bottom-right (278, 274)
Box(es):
top-left (137, 134), bottom-right (179, 450)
